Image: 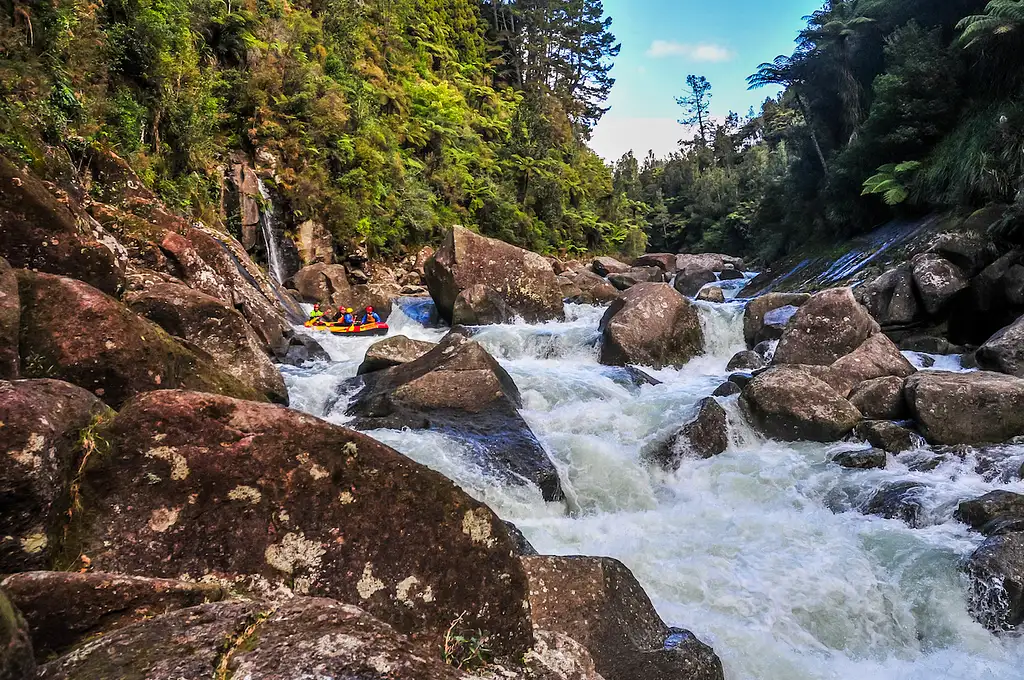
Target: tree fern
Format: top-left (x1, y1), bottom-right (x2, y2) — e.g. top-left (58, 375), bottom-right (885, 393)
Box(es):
top-left (958, 0), bottom-right (1024, 48)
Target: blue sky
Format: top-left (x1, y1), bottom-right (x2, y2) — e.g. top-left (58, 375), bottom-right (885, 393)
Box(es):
top-left (589, 0), bottom-right (825, 161)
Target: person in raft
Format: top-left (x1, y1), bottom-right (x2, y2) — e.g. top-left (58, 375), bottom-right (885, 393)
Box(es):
top-left (342, 307), bottom-right (356, 327)
top-left (308, 304), bottom-right (325, 324)
top-left (361, 306), bottom-right (381, 325)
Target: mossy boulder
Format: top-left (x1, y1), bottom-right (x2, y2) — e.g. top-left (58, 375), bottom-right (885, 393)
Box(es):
top-left (68, 390), bottom-right (534, 657)
top-left (0, 379), bottom-right (111, 572)
top-left (17, 270), bottom-right (264, 407)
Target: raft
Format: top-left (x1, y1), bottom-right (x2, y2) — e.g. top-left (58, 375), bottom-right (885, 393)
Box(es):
top-left (304, 319), bottom-right (389, 336)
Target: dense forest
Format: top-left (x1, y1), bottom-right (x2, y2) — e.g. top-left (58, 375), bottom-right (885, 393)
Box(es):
top-left (0, 0), bottom-right (643, 258)
top-left (621, 0), bottom-right (1024, 261)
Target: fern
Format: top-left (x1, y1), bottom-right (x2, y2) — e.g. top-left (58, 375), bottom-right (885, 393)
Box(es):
top-left (862, 161), bottom-right (922, 205)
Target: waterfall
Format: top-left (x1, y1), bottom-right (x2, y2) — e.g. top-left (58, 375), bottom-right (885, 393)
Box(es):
top-left (279, 297), bottom-right (1024, 680)
top-left (256, 177), bottom-right (286, 285)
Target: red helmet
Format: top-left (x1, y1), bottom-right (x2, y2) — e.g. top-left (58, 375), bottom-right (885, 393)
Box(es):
top-left (366, 306), bottom-right (374, 312)
top-left (313, 304), bottom-right (320, 309)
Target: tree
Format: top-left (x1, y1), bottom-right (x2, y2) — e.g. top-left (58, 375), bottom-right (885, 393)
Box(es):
top-left (748, 54), bottom-right (829, 171)
top-left (677, 74), bottom-right (712, 147)
top-left (958, 0), bottom-right (1024, 48)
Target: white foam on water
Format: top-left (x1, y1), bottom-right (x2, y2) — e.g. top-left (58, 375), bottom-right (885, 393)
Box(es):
top-left (281, 294), bottom-right (1024, 680)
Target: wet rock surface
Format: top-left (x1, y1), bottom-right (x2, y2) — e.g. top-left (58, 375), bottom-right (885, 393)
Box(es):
top-left (956, 491), bottom-right (1024, 536)
top-left (452, 283), bottom-right (515, 325)
top-left (833, 448), bottom-right (887, 470)
top-left (69, 390), bottom-right (535, 656)
top-left (0, 589), bottom-right (35, 680)
top-left (346, 333), bottom-right (564, 501)
top-left (726, 350), bottom-right (765, 372)
top-left (962, 531), bottom-right (1024, 631)
top-left (279, 333), bottom-right (330, 366)
top-left (772, 288), bottom-right (880, 366)
top-left (521, 556), bottom-right (724, 680)
top-left (426, 226), bottom-right (564, 323)
top-left (854, 420), bottom-right (922, 454)
top-left (17, 270), bottom-right (263, 407)
top-left (0, 379), bottom-right (111, 572)
top-left (743, 293), bottom-right (810, 348)
top-left (696, 286), bottom-right (725, 303)
top-left (599, 283), bottom-right (704, 369)
top-left (357, 335), bottom-right (437, 375)
top-left (1, 571), bottom-right (227, 660)
top-left (649, 397), bottom-right (729, 470)
top-left (862, 481), bottom-right (927, 527)
top-left (904, 371), bottom-right (1024, 445)
top-left (741, 366), bottom-right (862, 442)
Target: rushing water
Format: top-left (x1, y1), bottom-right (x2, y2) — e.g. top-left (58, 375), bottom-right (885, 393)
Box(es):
top-left (282, 298), bottom-right (1024, 680)
top-left (256, 178), bottom-right (287, 285)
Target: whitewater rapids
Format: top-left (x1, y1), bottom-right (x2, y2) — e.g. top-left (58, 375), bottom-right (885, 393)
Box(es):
top-left (282, 299), bottom-right (1024, 680)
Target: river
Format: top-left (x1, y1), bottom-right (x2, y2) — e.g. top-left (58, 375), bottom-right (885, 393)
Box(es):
top-left (282, 298), bottom-right (1024, 680)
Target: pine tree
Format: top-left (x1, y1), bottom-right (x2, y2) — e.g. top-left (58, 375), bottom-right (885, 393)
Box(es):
top-left (677, 75), bottom-right (712, 147)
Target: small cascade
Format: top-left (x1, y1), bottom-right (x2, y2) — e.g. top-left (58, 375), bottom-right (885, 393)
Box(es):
top-left (256, 177), bottom-right (287, 285)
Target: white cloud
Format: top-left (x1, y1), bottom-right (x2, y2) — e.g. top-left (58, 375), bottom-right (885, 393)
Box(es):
top-left (646, 40), bottom-right (733, 62)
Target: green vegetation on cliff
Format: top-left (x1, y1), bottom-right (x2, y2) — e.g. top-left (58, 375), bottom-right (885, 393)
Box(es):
top-left (0, 0), bottom-right (644, 257)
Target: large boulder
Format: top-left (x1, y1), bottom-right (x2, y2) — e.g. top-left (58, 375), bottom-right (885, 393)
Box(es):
top-left (672, 266), bottom-right (716, 297)
top-left (521, 556), bottom-right (723, 680)
top-left (772, 288), bottom-right (879, 366)
top-left (426, 226), bottom-right (564, 323)
top-left (125, 281), bottom-right (287, 404)
top-left (904, 371), bottom-right (1024, 445)
top-left (956, 491), bottom-right (1024, 536)
top-left (848, 376), bottom-right (908, 420)
top-left (0, 258), bottom-right (18, 379)
top-left (743, 293), bottom-right (810, 348)
top-left (726, 350), bottom-right (765, 372)
top-left (67, 390), bottom-right (535, 656)
top-left (854, 264), bottom-right (919, 326)
top-left (608, 266), bottom-right (664, 291)
top-left (291, 262), bottom-right (351, 307)
top-left (633, 253), bottom-right (677, 274)
top-left (599, 283), bottom-right (704, 369)
top-left (740, 366), bottom-right (862, 442)
top-left (357, 336), bottom-right (437, 375)
top-left (346, 333), bottom-right (563, 501)
top-left (676, 253), bottom-right (743, 272)
top-left (976, 315), bottom-right (1024, 377)
top-left (648, 398), bottom-right (728, 471)
top-left (911, 253), bottom-right (969, 316)
top-left (962, 532), bottom-right (1024, 631)
top-left (0, 589), bottom-right (35, 680)
top-left (928, 229), bottom-right (999, 278)
top-left (0, 156), bottom-right (125, 295)
top-left (592, 256), bottom-right (631, 277)
top-left (1, 571), bottom-right (226, 660)
top-left (17, 271), bottom-right (263, 407)
top-left (294, 218), bottom-right (335, 266)
top-left (819, 334), bottom-right (916, 397)
top-left (36, 598), bottom-right (477, 680)
top-left (453, 283), bottom-right (515, 325)
top-left (0, 379), bottom-right (111, 573)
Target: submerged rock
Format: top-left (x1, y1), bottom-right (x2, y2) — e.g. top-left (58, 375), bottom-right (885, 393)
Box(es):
top-left (649, 398), bottom-right (729, 471)
top-left (743, 293), bottom-right (810, 348)
top-left (70, 390), bottom-right (535, 656)
top-left (426, 226), bottom-right (564, 324)
top-left (962, 531), bottom-right (1024, 631)
top-left (452, 283), bottom-right (515, 325)
top-left (346, 333), bottom-right (564, 501)
top-left (726, 350), bottom-right (765, 372)
top-left (832, 448), bottom-right (887, 470)
top-left (956, 491), bottom-right (1024, 536)
top-left (0, 257), bottom-right (18, 379)
top-left (773, 288), bottom-right (880, 366)
top-left (521, 556), bottom-right (724, 680)
top-left (357, 336), bottom-right (437, 375)
top-left (904, 371), bottom-right (1024, 445)
top-left (976, 314), bottom-right (1024, 377)
top-left (848, 375), bottom-right (908, 420)
top-left (17, 270), bottom-right (264, 407)
top-left (599, 283), bottom-right (704, 369)
top-left (740, 366), bottom-right (861, 442)
top-left (0, 379), bottom-right (111, 573)
top-left (1, 571), bottom-right (226, 660)
top-left (862, 481), bottom-right (927, 527)
top-left (0, 589), bottom-right (35, 680)
top-left (125, 281), bottom-right (287, 404)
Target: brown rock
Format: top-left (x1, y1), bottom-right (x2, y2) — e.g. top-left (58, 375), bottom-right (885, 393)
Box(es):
top-left (426, 226), bottom-right (564, 323)
top-left (125, 281), bottom-right (287, 404)
top-left (599, 283), bottom-right (704, 369)
top-left (649, 398), bottom-right (728, 470)
top-left (976, 314), bottom-right (1024, 377)
top-left (0, 157), bottom-right (125, 296)
top-left (676, 253), bottom-right (744, 272)
top-left (291, 262), bottom-right (351, 306)
top-left (0, 379), bottom-right (111, 572)
top-left (68, 390), bottom-right (534, 656)
top-left (591, 256), bottom-right (632, 277)
top-left (633, 253), bottom-right (678, 274)
top-left (726, 350), bottom-right (765, 372)
top-left (672, 266), bottom-right (716, 297)
top-left (357, 336), bottom-right (437, 375)
top-left (820, 334), bottom-right (916, 397)
top-left (855, 264), bottom-right (919, 326)
top-left (848, 376), bottom-right (908, 420)
top-left (230, 162), bottom-right (261, 251)
top-left (904, 371), bottom-right (1024, 445)
top-left (521, 556), bottom-right (723, 680)
top-left (740, 366), bottom-right (862, 442)
top-left (413, 246), bottom-right (435, 277)
top-left (853, 420), bottom-right (922, 454)
top-left (346, 333), bottom-right (564, 501)
top-left (1, 571), bottom-right (226, 660)
top-left (0, 258), bottom-right (18, 379)
top-left (557, 275), bottom-right (585, 302)
top-left (832, 448), bottom-right (887, 470)
top-left (696, 286), bottom-right (725, 303)
top-left (743, 293), bottom-right (810, 348)
top-left (608, 266), bottom-right (664, 291)
top-left (0, 589), bottom-right (35, 680)
top-left (567, 269), bottom-right (620, 304)
top-left (773, 288), bottom-right (880, 366)
top-left (956, 491), bottom-right (1024, 536)
top-left (911, 253), bottom-right (969, 316)
top-left (17, 271), bottom-right (264, 407)
top-left (453, 283), bottom-right (515, 325)
top-left (294, 219), bottom-right (334, 266)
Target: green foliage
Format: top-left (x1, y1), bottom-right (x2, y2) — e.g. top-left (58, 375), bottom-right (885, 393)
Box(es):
top-left (441, 613), bottom-right (491, 670)
top-left (862, 161), bottom-right (921, 205)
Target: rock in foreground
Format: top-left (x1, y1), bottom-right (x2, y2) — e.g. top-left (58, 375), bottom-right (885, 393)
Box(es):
top-left (649, 398), bottom-right (729, 471)
top-left (357, 336), bottom-right (437, 375)
top-left (962, 532), bottom-right (1024, 631)
top-left (69, 390), bottom-right (534, 656)
top-left (904, 371), bottom-right (1024, 445)
top-left (599, 283), bottom-right (704, 369)
top-left (740, 366), bottom-right (861, 442)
